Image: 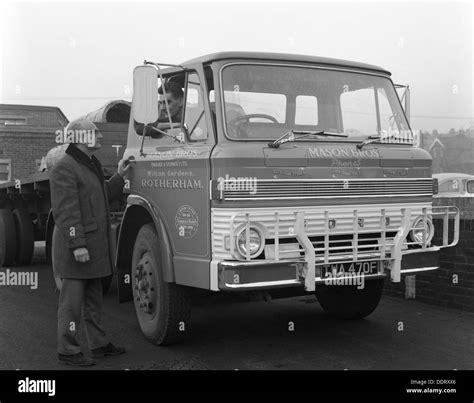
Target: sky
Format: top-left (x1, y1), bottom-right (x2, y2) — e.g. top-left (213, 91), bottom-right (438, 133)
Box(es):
top-left (1, 0), bottom-right (473, 133)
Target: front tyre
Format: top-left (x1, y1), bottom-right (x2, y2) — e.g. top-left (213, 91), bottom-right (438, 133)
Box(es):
top-left (315, 278), bottom-right (384, 319)
top-left (132, 224), bottom-right (192, 345)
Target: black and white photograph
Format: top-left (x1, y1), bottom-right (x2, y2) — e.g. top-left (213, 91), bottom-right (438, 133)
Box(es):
top-left (0, 0), bottom-right (473, 399)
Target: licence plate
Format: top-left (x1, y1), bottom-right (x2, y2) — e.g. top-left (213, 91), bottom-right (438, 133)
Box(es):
top-left (321, 261), bottom-right (379, 277)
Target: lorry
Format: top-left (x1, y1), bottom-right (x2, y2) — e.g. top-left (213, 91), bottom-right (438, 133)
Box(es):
top-left (0, 52), bottom-right (460, 345)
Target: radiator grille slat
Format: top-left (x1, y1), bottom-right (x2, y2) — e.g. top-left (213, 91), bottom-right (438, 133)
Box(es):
top-left (220, 178), bottom-right (433, 200)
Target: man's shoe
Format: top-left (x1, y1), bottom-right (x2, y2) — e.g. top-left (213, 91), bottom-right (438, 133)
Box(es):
top-left (91, 342), bottom-right (126, 358)
top-left (58, 352), bottom-right (95, 366)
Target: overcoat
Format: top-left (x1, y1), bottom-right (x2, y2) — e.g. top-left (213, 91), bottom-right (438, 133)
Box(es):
top-left (50, 144), bottom-right (124, 279)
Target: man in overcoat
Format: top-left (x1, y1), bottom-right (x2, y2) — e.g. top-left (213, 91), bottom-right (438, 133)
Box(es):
top-left (50, 118), bottom-right (130, 366)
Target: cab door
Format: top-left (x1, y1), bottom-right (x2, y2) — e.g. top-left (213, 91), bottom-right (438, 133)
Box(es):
top-left (127, 69), bottom-right (215, 289)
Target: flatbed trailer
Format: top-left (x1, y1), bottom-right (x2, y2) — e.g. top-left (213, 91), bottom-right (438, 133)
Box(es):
top-left (0, 122), bottom-right (128, 290)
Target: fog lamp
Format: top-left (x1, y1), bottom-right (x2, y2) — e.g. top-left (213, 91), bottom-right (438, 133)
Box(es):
top-left (409, 217), bottom-right (434, 245)
top-left (236, 226), bottom-right (264, 259)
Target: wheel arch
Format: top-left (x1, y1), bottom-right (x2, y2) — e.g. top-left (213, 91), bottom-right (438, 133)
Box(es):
top-left (116, 195), bottom-right (175, 303)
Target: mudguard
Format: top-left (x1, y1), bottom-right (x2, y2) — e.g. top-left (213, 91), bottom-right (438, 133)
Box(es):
top-left (115, 194), bottom-right (175, 303)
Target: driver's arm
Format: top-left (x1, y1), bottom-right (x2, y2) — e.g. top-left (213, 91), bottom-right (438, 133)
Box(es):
top-left (134, 120), bottom-right (164, 138)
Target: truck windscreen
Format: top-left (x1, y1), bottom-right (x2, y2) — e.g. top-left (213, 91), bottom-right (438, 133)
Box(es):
top-left (220, 63), bottom-right (412, 143)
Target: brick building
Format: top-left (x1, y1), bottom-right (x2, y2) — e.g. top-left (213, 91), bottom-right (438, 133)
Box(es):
top-left (0, 104), bottom-right (69, 182)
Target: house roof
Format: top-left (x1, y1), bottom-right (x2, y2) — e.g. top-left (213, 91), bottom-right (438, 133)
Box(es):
top-left (181, 51), bottom-right (391, 75)
top-left (0, 104), bottom-right (69, 124)
top-left (428, 137), bottom-right (446, 152)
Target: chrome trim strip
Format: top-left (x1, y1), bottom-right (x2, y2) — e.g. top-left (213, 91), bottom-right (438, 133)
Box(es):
top-left (224, 279), bottom-right (301, 289)
top-left (224, 194), bottom-right (431, 201)
top-left (315, 273), bottom-right (386, 284)
top-left (218, 178), bottom-right (433, 200)
top-left (218, 259), bottom-right (299, 268)
top-left (403, 246), bottom-right (440, 255)
top-left (221, 178), bottom-right (433, 182)
top-left (210, 260), bottom-right (219, 291)
top-left (400, 266), bottom-right (438, 274)
top-left (222, 273), bottom-right (387, 289)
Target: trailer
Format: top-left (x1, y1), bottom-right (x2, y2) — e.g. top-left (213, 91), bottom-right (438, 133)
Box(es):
top-left (0, 120), bottom-right (129, 292)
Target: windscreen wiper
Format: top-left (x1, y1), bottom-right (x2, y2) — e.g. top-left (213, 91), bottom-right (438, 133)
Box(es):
top-left (268, 130), bottom-right (348, 149)
top-left (356, 132), bottom-right (412, 150)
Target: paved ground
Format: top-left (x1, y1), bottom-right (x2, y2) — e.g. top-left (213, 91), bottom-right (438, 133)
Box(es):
top-left (0, 243), bottom-right (473, 370)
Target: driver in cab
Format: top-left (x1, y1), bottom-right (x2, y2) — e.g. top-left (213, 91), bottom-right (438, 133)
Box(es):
top-left (134, 82), bottom-right (183, 136)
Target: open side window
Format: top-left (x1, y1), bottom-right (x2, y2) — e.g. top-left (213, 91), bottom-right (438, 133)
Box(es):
top-left (183, 72), bottom-right (209, 142)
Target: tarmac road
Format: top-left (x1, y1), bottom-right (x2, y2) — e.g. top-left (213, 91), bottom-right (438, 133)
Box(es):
top-left (0, 243), bottom-right (473, 370)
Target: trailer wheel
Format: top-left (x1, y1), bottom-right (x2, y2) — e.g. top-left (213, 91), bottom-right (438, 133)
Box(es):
top-left (132, 224), bottom-right (191, 345)
top-left (315, 278), bottom-right (384, 319)
top-left (0, 209), bottom-right (17, 267)
top-left (12, 209), bottom-right (34, 266)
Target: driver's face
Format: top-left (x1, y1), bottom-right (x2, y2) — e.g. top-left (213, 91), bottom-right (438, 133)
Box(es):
top-left (159, 94), bottom-right (182, 120)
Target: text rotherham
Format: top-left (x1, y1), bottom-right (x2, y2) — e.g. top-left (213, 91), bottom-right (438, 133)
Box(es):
top-left (141, 178), bottom-right (203, 189)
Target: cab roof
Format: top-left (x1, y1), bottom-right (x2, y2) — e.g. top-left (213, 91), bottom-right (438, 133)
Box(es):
top-left (181, 51), bottom-right (391, 76)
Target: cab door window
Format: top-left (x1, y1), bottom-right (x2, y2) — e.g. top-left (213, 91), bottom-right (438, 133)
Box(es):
top-left (184, 72), bottom-right (208, 141)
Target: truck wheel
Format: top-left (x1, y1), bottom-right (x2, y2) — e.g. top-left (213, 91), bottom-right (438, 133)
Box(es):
top-left (132, 224), bottom-right (191, 345)
top-left (315, 278), bottom-right (384, 319)
top-left (0, 209), bottom-right (17, 267)
top-left (12, 209), bottom-right (34, 266)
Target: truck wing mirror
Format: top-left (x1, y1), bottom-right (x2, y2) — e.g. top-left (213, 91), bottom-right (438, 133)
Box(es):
top-left (132, 65), bottom-right (159, 125)
top-left (395, 84), bottom-right (410, 123)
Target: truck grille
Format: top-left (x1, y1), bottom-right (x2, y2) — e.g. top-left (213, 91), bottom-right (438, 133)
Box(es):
top-left (214, 178), bottom-right (433, 200)
top-left (211, 203), bottom-right (430, 261)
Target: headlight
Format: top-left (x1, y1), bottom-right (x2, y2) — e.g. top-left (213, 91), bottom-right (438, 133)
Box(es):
top-left (409, 216), bottom-right (434, 245)
top-left (235, 226), bottom-right (264, 259)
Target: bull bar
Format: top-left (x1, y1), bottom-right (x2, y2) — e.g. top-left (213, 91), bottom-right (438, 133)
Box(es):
top-left (225, 206), bottom-right (459, 292)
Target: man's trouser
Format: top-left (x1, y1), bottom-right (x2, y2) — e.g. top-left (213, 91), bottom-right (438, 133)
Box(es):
top-left (58, 278), bottom-right (108, 355)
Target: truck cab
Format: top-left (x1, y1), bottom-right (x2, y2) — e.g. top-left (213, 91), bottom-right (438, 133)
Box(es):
top-left (116, 52), bottom-right (459, 345)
